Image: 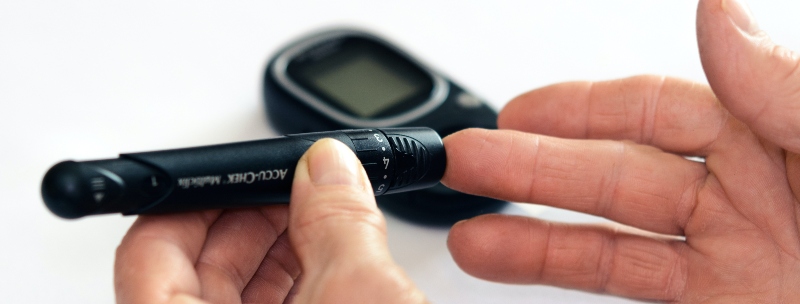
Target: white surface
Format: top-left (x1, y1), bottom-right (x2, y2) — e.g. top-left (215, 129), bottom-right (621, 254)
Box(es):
top-left (1, 1), bottom-right (798, 303)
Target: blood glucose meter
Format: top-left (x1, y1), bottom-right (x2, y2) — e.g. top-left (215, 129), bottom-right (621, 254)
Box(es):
top-left (263, 28), bottom-right (505, 225)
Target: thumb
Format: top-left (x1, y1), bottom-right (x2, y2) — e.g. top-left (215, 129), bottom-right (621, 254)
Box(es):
top-left (288, 139), bottom-right (421, 303)
top-left (697, 0), bottom-right (800, 152)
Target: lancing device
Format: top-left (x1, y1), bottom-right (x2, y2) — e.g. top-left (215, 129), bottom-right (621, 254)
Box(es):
top-left (41, 127), bottom-right (445, 219)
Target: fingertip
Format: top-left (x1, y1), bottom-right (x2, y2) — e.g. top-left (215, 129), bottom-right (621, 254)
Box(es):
top-left (447, 214), bottom-right (517, 251)
top-left (441, 128), bottom-right (492, 161)
top-left (497, 81), bottom-right (592, 137)
top-left (497, 89), bottom-right (539, 131)
top-left (447, 216), bottom-right (493, 278)
top-left (307, 138), bottom-right (364, 187)
top-left (442, 127), bottom-right (488, 143)
top-left (496, 90), bottom-right (529, 130)
top-left (290, 137), bottom-right (374, 216)
top-left (720, 0), bottom-right (759, 35)
top-left (447, 214), bottom-right (542, 282)
top-left (441, 128), bottom-right (494, 188)
top-left (698, 0), bottom-right (800, 152)
top-left (291, 138), bottom-right (371, 210)
top-left (446, 219), bottom-right (470, 253)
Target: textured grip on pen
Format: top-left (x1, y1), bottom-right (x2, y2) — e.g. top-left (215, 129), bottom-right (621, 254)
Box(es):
top-left (380, 127), bottom-right (446, 195)
top-left (387, 135), bottom-right (429, 190)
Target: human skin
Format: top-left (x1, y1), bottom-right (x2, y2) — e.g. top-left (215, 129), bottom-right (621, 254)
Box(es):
top-left (445, 0), bottom-right (800, 302)
top-left (114, 0), bottom-right (800, 303)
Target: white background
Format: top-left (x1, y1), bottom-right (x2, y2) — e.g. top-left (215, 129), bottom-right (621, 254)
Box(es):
top-left (1, 0), bottom-right (798, 303)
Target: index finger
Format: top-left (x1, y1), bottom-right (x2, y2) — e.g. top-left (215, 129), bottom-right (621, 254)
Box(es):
top-left (442, 128), bottom-right (707, 236)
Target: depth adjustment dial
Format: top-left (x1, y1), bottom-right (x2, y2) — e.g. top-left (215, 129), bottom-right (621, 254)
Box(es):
top-left (343, 129), bottom-right (396, 195)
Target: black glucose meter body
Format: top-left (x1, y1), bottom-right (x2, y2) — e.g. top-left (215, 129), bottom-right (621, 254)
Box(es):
top-left (264, 28), bottom-right (505, 225)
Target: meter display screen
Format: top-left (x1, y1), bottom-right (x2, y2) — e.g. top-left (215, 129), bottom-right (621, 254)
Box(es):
top-left (287, 38), bottom-right (433, 119)
top-left (308, 56), bottom-right (418, 117)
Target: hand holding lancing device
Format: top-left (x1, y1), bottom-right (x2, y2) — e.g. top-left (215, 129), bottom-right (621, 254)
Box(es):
top-left (115, 0), bottom-right (800, 302)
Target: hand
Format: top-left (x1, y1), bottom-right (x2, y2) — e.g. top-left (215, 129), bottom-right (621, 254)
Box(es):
top-left (115, 139), bottom-right (426, 304)
top-left (444, 0), bottom-right (800, 302)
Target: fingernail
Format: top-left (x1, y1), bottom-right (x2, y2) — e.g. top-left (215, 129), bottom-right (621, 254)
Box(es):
top-left (307, 139), bottom-right (360, 186)
top-left (722, 0), bottom-right (759, 35)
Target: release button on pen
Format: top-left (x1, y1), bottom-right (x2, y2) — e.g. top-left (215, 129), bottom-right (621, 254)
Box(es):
top-left (88, 175), bottom-right (122, 205)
